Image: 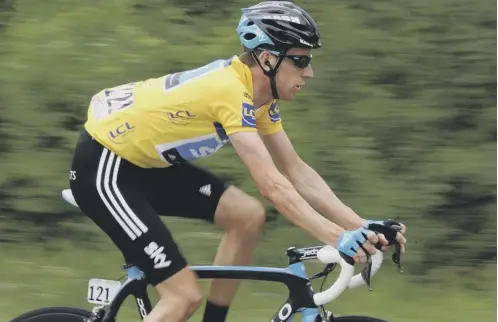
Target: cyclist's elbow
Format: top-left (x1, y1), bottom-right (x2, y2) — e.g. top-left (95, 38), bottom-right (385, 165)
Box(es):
top-left (257, 173), bottom-right (292, 204)
top-left (258, 179), bottom-right (275, 200)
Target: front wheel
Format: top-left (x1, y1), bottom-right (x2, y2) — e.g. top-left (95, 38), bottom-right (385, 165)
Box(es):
top-left (9, 307), bottom-right (91, 322)
top-left (333, 316), bottom-right (387, 322)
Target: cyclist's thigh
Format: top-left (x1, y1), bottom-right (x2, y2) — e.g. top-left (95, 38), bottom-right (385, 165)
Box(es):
top-left (69, 130), bottom-right (188, 286)
top-left (143, 162), bottom-right (230, 222)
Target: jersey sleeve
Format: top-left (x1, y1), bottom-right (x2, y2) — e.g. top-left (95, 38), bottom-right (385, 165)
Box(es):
top-left (213, 87), bottom-right (258, 136)
top-left (256, 100), bottom-right (283, 135)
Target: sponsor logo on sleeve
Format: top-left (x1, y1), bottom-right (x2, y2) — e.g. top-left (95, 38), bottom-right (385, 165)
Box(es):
top-left (241, 103), bottom-right (256, 127)
top-left (268, 102), bottom-right (280, 122)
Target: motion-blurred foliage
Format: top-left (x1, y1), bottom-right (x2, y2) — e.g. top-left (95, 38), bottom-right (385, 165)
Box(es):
top-left (0, 0), bottom-right (495, 274)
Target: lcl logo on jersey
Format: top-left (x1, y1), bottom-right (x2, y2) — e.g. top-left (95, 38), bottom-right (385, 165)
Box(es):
top-left (241, 103), bottom-right (256, 127)
top-left (108, 122), bottom-right (135, 143)
top-left (268, 102), bottom-right (280, 122)
top-left (167, 110), bottom-right (196, 125)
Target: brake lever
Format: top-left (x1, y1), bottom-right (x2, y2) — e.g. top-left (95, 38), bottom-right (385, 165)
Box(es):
top-left (361, 242), bottom-right (403, 292)
top-left (360, 254), bottom-right (373, 291)
top-left (374, 238), bottom-right (404, 274)
top-left (387, 221), bottom-right (404, 273)
top-left (370, 219), bottom-right (405, 274)
top-left (392, 243), bottom-right (404, 273)
top-left (358, 244), bottom-right (373, 291)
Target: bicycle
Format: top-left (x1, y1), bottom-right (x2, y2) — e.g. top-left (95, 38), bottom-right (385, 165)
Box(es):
top-left (9, 189), bottom-right (403, 322)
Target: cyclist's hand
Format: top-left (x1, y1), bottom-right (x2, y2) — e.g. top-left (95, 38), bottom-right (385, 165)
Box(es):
top-left (364, 219), bottom-right (407, 253)
top-left (337, 227), bottom-right (379, 264)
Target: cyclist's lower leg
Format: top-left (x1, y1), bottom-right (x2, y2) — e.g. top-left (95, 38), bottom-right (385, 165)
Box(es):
top-left (145, 267), bottom-right (203, 322)
top-left (203, 186), bottom-right (266, 321)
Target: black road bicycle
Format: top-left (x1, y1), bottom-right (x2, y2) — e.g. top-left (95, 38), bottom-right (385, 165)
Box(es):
top-left (9, 189), bottom-right (403, 322)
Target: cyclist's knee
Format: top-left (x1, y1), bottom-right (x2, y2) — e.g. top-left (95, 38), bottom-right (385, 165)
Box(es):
top-left (242, 198), bottom-right (266, 232)
top-left (231, 198), bottom-right (266, 236)
top-left (215, 186), bottom-right (266, 236)
top-left (178, 290), bottom-right (203, 315)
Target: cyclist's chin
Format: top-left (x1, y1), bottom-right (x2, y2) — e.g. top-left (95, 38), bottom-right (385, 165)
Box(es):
top-left (278, 89), bottom-right (298, 101)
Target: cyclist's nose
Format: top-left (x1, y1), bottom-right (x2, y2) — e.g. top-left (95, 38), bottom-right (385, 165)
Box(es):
top-left (302, 64), bottom-right (314, 79)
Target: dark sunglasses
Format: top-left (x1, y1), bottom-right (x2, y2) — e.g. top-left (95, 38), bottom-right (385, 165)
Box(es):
top-left (281, 54), bottom-right (312, 69)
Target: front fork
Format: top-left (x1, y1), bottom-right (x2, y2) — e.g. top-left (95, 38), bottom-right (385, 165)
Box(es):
top-left (270, 258), bottom-right (329, 322)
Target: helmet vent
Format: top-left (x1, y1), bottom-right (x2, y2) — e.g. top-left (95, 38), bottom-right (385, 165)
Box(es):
top-left (268, 9), bottom-right (286, 14)
top-left (267, 29), bottom-right (287, 40)
top-left (261, 19), bottom-right (281, 27)
top-left (243, 32), bottom-right (257, 40)
top-left (290, 22), bottom-right (307, 31)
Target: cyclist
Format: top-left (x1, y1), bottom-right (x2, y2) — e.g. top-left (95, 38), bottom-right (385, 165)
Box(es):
top-left (68, 1), bottom-right (407, 322)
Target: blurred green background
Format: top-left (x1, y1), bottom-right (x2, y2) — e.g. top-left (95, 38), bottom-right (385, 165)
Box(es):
top-left (0, 0), bottom-right (496, 321)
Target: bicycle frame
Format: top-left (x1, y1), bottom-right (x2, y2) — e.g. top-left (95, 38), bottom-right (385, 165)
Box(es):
top-left (96, 247), bottom-right (331, 322)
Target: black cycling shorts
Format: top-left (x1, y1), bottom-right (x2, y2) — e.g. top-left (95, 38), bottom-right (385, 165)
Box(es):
top-left (69, 129), bottom-right (229, 285)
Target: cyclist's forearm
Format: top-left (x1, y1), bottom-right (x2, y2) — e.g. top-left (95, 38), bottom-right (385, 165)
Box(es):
top-left (285, 160), bottom-right (364, 230)
top-left (262, 174), bottom-right (344, 246)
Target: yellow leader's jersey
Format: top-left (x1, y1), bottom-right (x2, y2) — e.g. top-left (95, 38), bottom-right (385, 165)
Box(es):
top-left (84, 56), bottom-right (282, 168)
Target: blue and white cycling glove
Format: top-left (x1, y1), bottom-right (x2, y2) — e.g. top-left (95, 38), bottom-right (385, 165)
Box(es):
top-left (336, 227), bottom-right (370, 261)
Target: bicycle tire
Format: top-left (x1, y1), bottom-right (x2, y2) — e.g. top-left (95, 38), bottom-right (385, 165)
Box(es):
top-left (333, 316), bottom-right (387, 322)
top-left (9, 307), bottom-right (91, 322)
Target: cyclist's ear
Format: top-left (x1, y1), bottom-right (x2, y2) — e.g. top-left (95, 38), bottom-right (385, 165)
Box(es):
top-left (264, 60), bottom-right (273, 70)
top-left (257, 50), bottom-right (274, 71)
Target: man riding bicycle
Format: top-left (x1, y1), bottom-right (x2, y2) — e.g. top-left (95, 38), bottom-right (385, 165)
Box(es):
top-left (68, 1), bottom-right (407, 322)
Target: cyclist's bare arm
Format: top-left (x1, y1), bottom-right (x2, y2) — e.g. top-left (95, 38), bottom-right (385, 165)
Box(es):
top-left (261, 129), bottom-right (365, 230)
top-left (229, 131), bottom-right (344, 246)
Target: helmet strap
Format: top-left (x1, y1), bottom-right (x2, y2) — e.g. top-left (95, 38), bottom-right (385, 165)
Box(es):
top-left (251, 49), bottom-right (288, 99)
